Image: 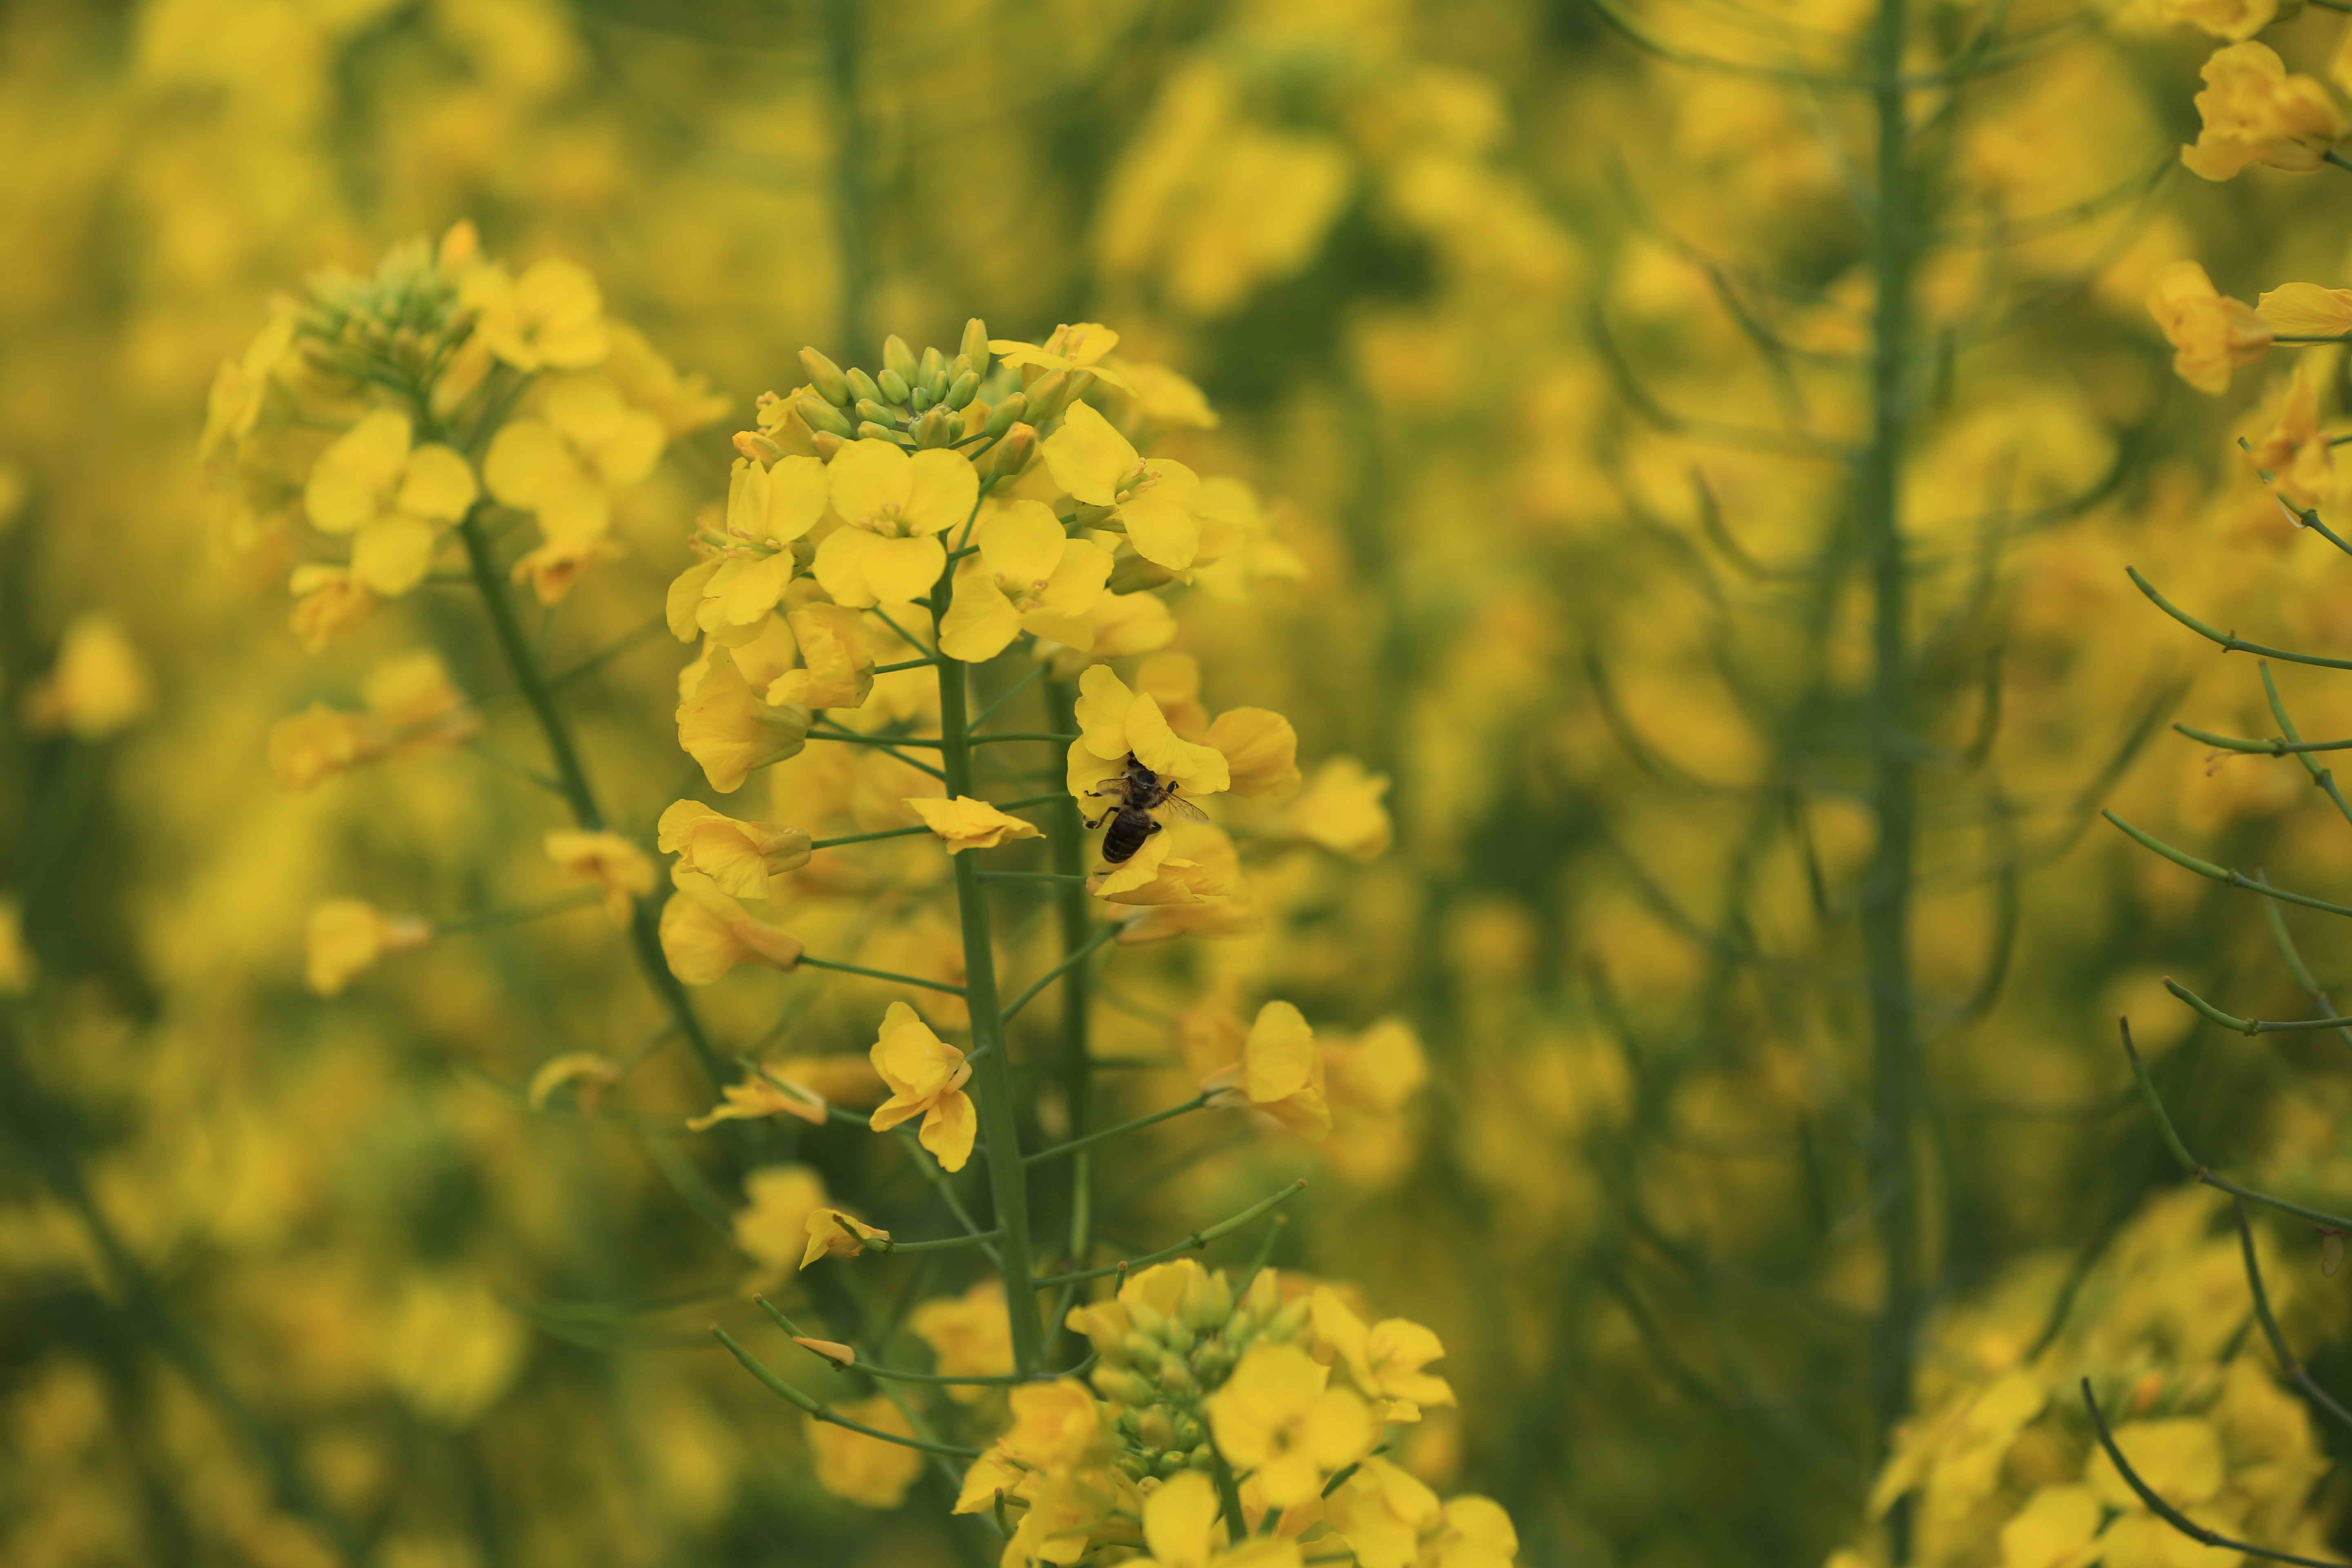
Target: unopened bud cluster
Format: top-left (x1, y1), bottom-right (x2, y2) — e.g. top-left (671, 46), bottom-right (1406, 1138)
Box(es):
top-left (1073, 1261), bottom-right (1305, 1480)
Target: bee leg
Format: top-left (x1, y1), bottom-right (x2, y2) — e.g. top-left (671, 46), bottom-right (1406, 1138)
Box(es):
top-left (1082, 810), bottom-right (1110, 830)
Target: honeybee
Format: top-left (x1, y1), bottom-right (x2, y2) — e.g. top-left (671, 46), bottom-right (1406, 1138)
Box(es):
top-left (1084, 754), bottom-right (1211, 863)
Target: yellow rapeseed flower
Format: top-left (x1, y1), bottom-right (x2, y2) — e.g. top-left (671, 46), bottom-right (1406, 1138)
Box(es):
top-left (1130, 1470), bottom-right (1304, 1568)
top-left (2248, 361), bottom-right (2336, 510)
top-left (938, 498), bottom-right (1114, 662)
top-left (658, 869), bottom-right (804, 984)
top-left (1325, 1458), bottom-right (1443, 1568)
top-left (544, 829), bottom-right (655, 926)
top-left (656, 800), bottom-right (812, 898)
top-left (482, 374), bottom-right (664, 543)
top-left (1067, 662), bottom-right (1232, 806)
top-left (287, 563), bottom-right (375, 650)
top-left (1308, 1288), bottom-right (1456, 1422)
top-left (2149, 261), bottom-right (2273, 395)
top-left (766, 602), bottom-right (875, 710)
top-left (908, 1281), bottom-right (1014, 1403)
top-left (731, 1165), bottom-right (828, 1272)
top-left (808, 1396), bottom-right (923, 1510)
top-left (460, 256), bottom-right (610, 371)
top-left (303, 408), bottom-right (478, 595)
top-left (1203, 1343), bottom-right (1375, 1509)
top-left (1042, 400), bottom-right (1205, 570)
top-left (1284, 758), bottom-right (1394, 860)
top-left (1204, 1001), bottom-right (1332, 1139)
top-left (811, 440), bottom-right (978, 606)
top-left (905, 795), bottom-right (1046, 853)
top-left (686, 1073), bottom-right (829, 1131)
top-left (677, 648), bottom-right (811, 793)
top-left (303, 899), bottom-right (432, 996)
top-left (2181, 42), bottom-right (2348, 180)
top-left (800, 1207), bottom-right (889, 1269)
top-left (2154, 0), bottom-right (2301, 42)
top-left (20, 614), bottom-right (154, 740)
top-left (866, 1001), bottom-right (976, 1171)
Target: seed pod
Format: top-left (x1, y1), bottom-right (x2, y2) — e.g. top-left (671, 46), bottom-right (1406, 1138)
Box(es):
top-left (946, 370), bottom-right (980, 410)
top-left (794, 392), bottom-right (853, 439)
top-left (877, 367), bottom-right (912, 405)
top-left (846, 367), bottom-right (883, 405)
top-left (960, 317), bottom-right (990, 374)
top-left (855, 399), bottom-right (901, 428)
top-left (982, 392), bottom-right (1027, 439)
top-left (798, 347), bottom-right (852, 405)
top-left (882, 334), bottom-right (917, 379)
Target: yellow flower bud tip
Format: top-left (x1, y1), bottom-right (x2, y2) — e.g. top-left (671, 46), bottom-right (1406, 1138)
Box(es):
top-left (811, 431), bottom-right (845, 461)
top-left (733, 430), bottom-right (786, 465)
top-left (989, 424), bottom-right (1038, 478)
top-left (959, 317), bottom-right (990, 368)
top-left (794, 1336), bottom-right (857, 1366)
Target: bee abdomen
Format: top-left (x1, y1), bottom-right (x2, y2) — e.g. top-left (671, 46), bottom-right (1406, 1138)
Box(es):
top-left (1100, 810), bottom-right (1158, 864)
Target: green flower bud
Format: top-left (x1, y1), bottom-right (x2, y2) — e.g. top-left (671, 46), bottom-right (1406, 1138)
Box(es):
top-left (856, 420), bottom-right (902, 443)
top-left (795, 392), bottom-right (853, 439)
top-left (846, 367), bottom-right (883, 405)
top-left (1127, 1300), bottom-right (1170, 1339)
top-left (1157, 1354), bottom-right (1196, 1393)
top-left (1123, 1330), bottom-right (1162, 1364)
top-left (1189, 1446), bottom-right (1215, 1470)
top-left (1266, 1297), bottom-right (1311, 1343)
top-left (960, 317), bottom-right (990, 371)
top-left (877, 367), bottom-right (912, 405)
top-left (910, 408), bottom-right (952, 448)
top-left (1025, 370), bottom-right (1070, 423)
top-left (946, 370), bottom-right (980, 410)
top-left (855, 399), bottom-right (902, 428)
top-left (810, 431), bottom-right (845, 461)
top-left (909, 384), bottom-right (935, 412)
top-left (1175, 1417), bottom-right (1204, 1449)
top-left (987, 423), bottom-right (1037, 478)
top-left (1156, 1451), bottom-right (1189, 1477)
top-left (982, 392), bottom-right (1027, 439)
top-left (798, 347), bottom-right (852, 406)
top-left (1118, 1452), bottom-right (1151, 1480)
top-left (882, 334), bottom-right (917, 379)
top-left (917, 345), bottom-right (944, 386)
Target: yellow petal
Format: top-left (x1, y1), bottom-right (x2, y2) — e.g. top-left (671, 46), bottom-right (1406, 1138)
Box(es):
top-left (827, 439), bottom-right (911, 525)
top-left (1041, 400), bottom-right (1135, 506)
top-left (903, 448), bottom-right (981, 536)
top-left (859, 534), bottom-right (947, 604)
top-left (482, 417), bottom-right (578, 509)
top-left (1126, 693), bottom-right (1230, 793)
top-left (2257, 281), bottom-right (2352, 336)
top-left (1074, 664), bottom-right (1136, 760)
top-left (398, 443), bottom-right (479, 521)
top-left (939, 565), bottom-right (1023, 664)
top-left (1118, 474), bottom-right (1200, 571)
top-left (813, 526), bottom-right (883, 606)
top-left (975, 499), bottom-right (1067, 584)
top-left (351, 515), bottom-right (439, 597)
top-left (1207, 708), bottom-right (1301, 797)
top-left (922, 1090), bottom-right (977, 1172)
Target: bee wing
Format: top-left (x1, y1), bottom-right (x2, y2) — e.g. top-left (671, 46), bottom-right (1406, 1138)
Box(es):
top-left (1157, 793), bottom-right (1213, 825)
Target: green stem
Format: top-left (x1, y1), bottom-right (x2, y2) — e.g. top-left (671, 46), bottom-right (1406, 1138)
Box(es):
top-left (1024, 1093), bottom-right (1209, 1166)
top-left (1033, 1180), bottom-right (1307, 1287)
top-left (2259, 664), bottom-right (2352, 832)
top-left (711, 1327), bottom-right (981, 1457)
top-left (811, 824), bottom-right (934, 850)
top-left (434, 889), bottom-right (604, 933)
top-left (934, 637), bottom-right (1045, 1372)
top-left (2162, 976), bottom-right (2352, 1036)
top-left (757, 1298), bottom-right (1091, 1385)
top-left (797, 953), bottom-right (968, 996)
top-left (1859, 0), bottom-right (1922, 1530)
top-left (2117, 1018), bottom-right (2352, 1230)
top-left (456, 510), bottom-right (730, 1094)
top-left (2105, 809), bottom-right (2352, 920)
top-left (1044, 675), bottom-right (1098, 1362)
top-left (2126, 566), bottom-right (2352, 673)
top-left (971, 733), bottom-right (1079, 746)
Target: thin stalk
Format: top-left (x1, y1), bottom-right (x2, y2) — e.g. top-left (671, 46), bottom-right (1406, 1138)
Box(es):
top-left (1001, 922), bottom-right (1119, 1025)
top-left (434, 889), bottom-right (604, 933)
top-left (548, 612), bottom-right (668, 690)
top-left (975, 664), bottom-right (1047, 729)
top-left (1858, 0), bottom-right (1924, 1524)
top-left (2105, 810), bottom-right (2352, 920)
top-left (758, 1298), bottom-right (1092, 1385)
top-left (2161, 976), bottom-right (2352, 1036)
top-left (2231, 1200), bottom-right (2352, 1432)
top-left (2080, 1379), bottom-right (2347, 1568)
top-left (797, 954), bottom-right (968, 996)
top-left (1045, 675), bottom-right (1098, 1363)
top-left (2260, 664), bottom-right (2352, 831)
top-left (2118, 1019), bottom-right (2352, 1230)
top-left (456, 509), bottom-right (729, 1094)
top-left (971, 733), bottom-right (1080, 746)
top-left (1024, 1094), bottom-right (1210, 1166)
top-left (933, 631), bottom-right (1045, 1371)
top-left (812, 824), bottom-right (935, 850)
top-left (1033, 1180), bottom-right (1308, 1287)
top-left (711, 1327), bottom-right (980, 1457)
